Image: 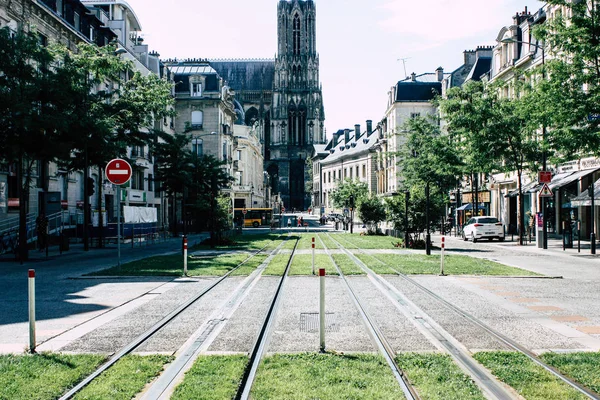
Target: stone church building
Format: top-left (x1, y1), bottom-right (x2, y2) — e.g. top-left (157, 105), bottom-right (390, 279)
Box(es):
top-left (210, 0), bottom-right (325, 211)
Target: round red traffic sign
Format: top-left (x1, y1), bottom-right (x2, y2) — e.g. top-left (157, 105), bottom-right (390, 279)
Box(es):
top-left (105, 158), bottom-right (132, 185)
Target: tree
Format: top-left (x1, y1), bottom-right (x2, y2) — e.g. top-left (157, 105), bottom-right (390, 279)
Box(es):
top-left (330, 178), bottom-right (368, 210)
top-left (357, 195), bottom-right (386, 233)
top-left (533, 0), bottom-right (600, 158)
top-left (0, 27), bottom-right (78, 261)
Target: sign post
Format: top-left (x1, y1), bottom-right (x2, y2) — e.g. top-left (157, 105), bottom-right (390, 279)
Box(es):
top-left (319, 268), bottom-right (326, 353)
top-left (105, 159), bottom-right (132, 267)
top-left (312, 237), bottom-right (315, 275)
top-left (28, 269), bottom-right (36, 353)
top-left (440, 236), bottom-right (446, 276)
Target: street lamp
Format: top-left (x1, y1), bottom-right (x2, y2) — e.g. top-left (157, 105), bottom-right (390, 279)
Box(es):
top-left (500, 36), bottom-right (547, 248)
top-left (250, 184), bottom-right (254, 208)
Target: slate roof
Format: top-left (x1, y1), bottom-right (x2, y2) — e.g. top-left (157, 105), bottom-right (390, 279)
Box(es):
top-left (209, 60), bottom-right (275, 92)
top-left (320, 131), bottom-right (379, 165)
top-left (395, 81), bottom-right (441, 102)
top-left (465, 57), bottom-right (492, 82)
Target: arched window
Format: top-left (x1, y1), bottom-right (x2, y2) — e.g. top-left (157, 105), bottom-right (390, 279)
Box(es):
top-left (191, 111), bottom-right (203, 129)
top-left (293, 14), bottom-right (300, 55)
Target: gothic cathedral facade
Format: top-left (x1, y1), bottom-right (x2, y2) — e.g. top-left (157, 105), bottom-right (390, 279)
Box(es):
top-left (268, 0), bottom-right (325, 211)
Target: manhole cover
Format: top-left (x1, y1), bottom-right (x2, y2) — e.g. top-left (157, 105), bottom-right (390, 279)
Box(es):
top-left (299, 312), bottom-right (339, 333)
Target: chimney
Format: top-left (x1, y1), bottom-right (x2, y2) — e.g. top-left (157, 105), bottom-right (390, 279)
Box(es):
top-left (411, 72), bottom-right (417, 82)
top-left (332, 131), bottom-right (342, 146)
top-left (344, 129), bottom-right (351, 145)
top-left (354, 124), bottom-right (361, 140)
top-left (436, 67), bottom-right (444, 82)
top-left (463, 50), bottom-right (476, 67)
top-left (366, 120), bottom-right (372, 137)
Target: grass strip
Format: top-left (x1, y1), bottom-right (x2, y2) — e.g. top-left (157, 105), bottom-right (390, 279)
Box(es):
top-left (331, 253), bottom-right (365, 275)
top-left (74, 354), bottom-right (172, 400)
top-left (89, 252), bottom-right (254, 276)
top-left (193, 233), bottom-right (281, 251)
top-left (263, 253), bottom-right (290, 275)
top-left (396, 353), bottom-right (485, 400)
top-left (335, 233), bottom-right (403, 249)
top-left (171, 355), bottom-right (247, 400)
top-left (474, 351), bottom-right (587, 399)
top-left (251, 353), bottom-right (406, 399)
top-left (296, 234), bottom-right (324, 250)
top-left (290, 254), bottom-right (337, 275)
top-left (358, 253), bottom-right (539, 276)
top-left (229, 254), bottom-right (269, 276)
top-left (354, 253), bottom-right (398, 274)
top-left (0, 353), bottom-right (105, 400)
top-left (540, 352), bottom-right (600, 394)
top-left (318, 233), bottom-right (339, 249)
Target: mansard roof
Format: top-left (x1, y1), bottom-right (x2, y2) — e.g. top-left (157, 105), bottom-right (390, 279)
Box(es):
top-left (395, 72), bottom-right (445, 102)
top-left (320, 129), bottom-right (379, 165)
top-left (209, 60), bottom-right (275, 92)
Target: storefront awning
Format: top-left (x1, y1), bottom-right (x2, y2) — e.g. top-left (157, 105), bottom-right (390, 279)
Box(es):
top-left (506, 180), bottom-right (538, 197)
top-left (570, 178), bottom-right (600, 206)
top-left (456, 203), bottom-right (486, 211)
top-left (509, 169), bottom-right (599, 197)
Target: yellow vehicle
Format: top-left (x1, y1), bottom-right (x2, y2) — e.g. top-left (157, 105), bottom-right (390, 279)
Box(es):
top-left (234, 208), bottom-right (273, 228)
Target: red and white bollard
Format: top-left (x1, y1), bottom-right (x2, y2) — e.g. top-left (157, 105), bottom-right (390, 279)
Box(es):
top-left (28, 269), bottom-right (36, 353)
top-left (440, 236), bottom-right (446, 276)
top-left (319, 268), bottom-right (326, 352)
top-left (183, 236), bottom-right (188, 276)
top-left (312, 237), bottom-right (315, 275)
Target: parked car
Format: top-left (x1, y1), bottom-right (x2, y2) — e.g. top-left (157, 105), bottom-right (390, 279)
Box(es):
top-left (327, 213), bottom-right (343, 222)
top-left (462, 216), bottom-right (505, 242)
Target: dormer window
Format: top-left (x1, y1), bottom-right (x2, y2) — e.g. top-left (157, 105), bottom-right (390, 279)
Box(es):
top-left (191, 83), bottom-right (202, 97)
top-left (351, 143), bottom-right (356, 148)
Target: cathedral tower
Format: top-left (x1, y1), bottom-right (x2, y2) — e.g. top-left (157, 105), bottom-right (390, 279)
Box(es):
top-left (267, 0), bottom-right (325, 211)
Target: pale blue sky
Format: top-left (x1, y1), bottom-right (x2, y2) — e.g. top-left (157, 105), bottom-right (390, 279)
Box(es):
top-left (126, 0), bottom-right (542, 138)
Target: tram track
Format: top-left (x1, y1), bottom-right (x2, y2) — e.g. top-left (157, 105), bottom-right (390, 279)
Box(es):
top-left (327, 233), bottom-right (600, 400)
top-left (315, 234), bottom-right (420, 400)
top-left (58, 234), bottom-right (285, 400)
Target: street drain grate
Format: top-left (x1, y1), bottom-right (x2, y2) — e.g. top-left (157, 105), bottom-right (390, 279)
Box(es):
top-left (299, 312), bottom-right (339, 333)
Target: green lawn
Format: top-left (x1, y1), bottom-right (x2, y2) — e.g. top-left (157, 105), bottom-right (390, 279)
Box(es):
top-left (290, 254), bottom-right (336, 275)
top-left (356, 253), bottom-right (539, 276)
top-left (263, 253), bottom-right (291, 275)
top-left (192, 233), bottom-right (282, 251)
top-left (89, 252), bottom-right (258, 276)
top-left (251, 353), bottom-right (407, 399)
top-left (474, 351), bottom-right (587, 399)
top-left (74, 355), bottom-right (172, 400)
top-left (0, 353), bottom-right (105, 400)
top-left (317, 233), bottom-right (339, 249)
top-left (540, 352), bottom-right (600, 394)
top-left (331, 253), bottom-right (365, 275)
top-left (296, 234), bottom-right (325, 250)
top-left (333, 233), bottom-right (404, 249)
top-left (396, 353), bottom-right (485, 400)
top-left (171, 355), bottom-right (247, 400)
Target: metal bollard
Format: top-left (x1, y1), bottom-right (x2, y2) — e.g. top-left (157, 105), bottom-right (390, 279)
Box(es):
top-left (312, 237), bottom-right (315, 275)
top-left (28, 269), bottom-right (36, 353)
top-left (440, 236), bottom-right (446, 276)
top-left (183, 235), bottom-right (188, 275)
top-left (319, 268), bottom-right (326, 353)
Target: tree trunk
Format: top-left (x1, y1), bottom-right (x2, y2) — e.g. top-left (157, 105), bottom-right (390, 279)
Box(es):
top-left (517, 170), bottom-right (524, 246)
top-left (97, 167), bottom-right (104, 248)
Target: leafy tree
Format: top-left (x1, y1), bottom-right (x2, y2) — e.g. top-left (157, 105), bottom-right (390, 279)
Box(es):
top-left (357, 195), bottom-right (386, 233)
top-left (533, 0), bottom-right (600, 158)
top-left (0, 27), bottom-right (78, 260)
top-left (330, 178), bottom-right (368, 210)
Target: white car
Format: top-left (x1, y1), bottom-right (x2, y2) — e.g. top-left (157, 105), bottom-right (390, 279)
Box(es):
top-left (462, 216), bottom-right (505, 242)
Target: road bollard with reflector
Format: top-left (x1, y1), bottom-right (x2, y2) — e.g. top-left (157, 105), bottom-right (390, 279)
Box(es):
top-left (183, 236), bottom-right (188, 275)
top-left (440, 236), bottom-right (446, 276)
top-left (312, 237), bottom-right (315, 275)
top-left (28, 269), bottom-right (36, 353)
top-left (319, 268), bottom-right (326, 353)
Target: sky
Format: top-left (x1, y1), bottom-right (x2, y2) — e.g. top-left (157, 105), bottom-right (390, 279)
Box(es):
top-left (125, 0), bottom-right (543, 138)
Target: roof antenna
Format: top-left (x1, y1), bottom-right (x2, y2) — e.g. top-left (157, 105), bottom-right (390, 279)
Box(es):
top-left (397, 57), bottom-right (410, 79)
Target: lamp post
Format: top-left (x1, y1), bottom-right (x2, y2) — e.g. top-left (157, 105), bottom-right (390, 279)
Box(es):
top-left (426, 182), bottom-right (431, 255)
top-left (250, 184), bottom-right (254, 208)
top-left (404, 190), bottom-right (410, 247)
top-left (500, 36), bottom-right (546, 248)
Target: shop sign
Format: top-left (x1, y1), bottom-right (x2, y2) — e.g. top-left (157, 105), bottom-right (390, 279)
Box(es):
top-left (462, 191), bottom-right (490, 204)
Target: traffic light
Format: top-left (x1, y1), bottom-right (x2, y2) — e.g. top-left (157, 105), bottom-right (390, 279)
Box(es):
top-left (86, 177), bottom-right (95, 197)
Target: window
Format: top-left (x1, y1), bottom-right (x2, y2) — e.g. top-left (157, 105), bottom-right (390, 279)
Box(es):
top-left (328, 171), bottom-right (331, 183)
top-left (192, 138), bottom-right (203, 156)
top-left (191, 111), bottom-right (203, 129)
top-left (148, 174), bottom-right (154, 192)
top-left (356, 166), bottom-right (359, 178)
top-left (56, 0), bottom-right (63, 15)
top-left (410, 112), bottom-right (420, 119)
top-left (293, 15), bottom-right (301, 55)
top-left (237, 150), bottom-right (242, 160)
top-left (132, 170), bottom-right (144, 190)
top-left (223, 142), bottom-right (227, 161)
top-left (74, 12), bottom-right (80, 31)
top-left (362, 164), bottom-right (366, 178)
top-left (191, 83), bottom-right (202, 97)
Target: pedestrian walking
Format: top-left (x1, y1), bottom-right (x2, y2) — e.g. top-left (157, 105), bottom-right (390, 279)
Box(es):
top-left (36, 213), bottom-right (49, 251)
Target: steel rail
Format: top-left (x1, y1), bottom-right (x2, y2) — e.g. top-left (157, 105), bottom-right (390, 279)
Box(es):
top-left (332, 234), bottom-right (600, 400)
top-left (235, 237), bottom-right (299, 400)
top-left (316, 234), bottom-right (420, 400)
top-left (58, 236), bottom-right (282, 400)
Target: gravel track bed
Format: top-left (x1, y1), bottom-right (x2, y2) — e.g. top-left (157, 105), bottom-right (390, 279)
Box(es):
top-left (208, 277), bottom-right (279, 352)
top-left (390, 276), bottom-right (584, 351)
top-left (134, 277), bottom-right (245, 353)
top-left (346, 276), bottom-right (436, 352)
top-left (268, 277), bottom-right (376, 353)
top-left (60, 278), bottom-right (218, 353)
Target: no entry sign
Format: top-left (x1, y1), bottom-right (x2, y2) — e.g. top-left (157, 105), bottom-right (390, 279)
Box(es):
top-left (105, 158), bottom-right (132, 185)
